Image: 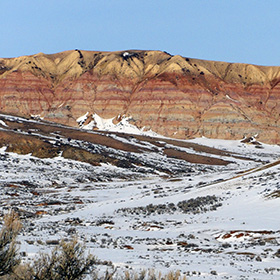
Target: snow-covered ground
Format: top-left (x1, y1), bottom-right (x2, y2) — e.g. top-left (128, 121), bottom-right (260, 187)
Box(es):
top-left (1, 114), bottom-right (280, 279)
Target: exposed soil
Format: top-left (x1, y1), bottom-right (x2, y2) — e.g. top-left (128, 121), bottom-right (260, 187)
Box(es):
top-left (0, 114), bottom-right (252, 167)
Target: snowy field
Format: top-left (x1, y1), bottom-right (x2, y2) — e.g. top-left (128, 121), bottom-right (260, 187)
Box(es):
top-left (1, 114), bottom-right (280, 279)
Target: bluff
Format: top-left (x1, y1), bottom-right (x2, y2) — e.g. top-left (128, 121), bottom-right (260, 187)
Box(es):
top-left (0, 50), bottom-right (280, 143)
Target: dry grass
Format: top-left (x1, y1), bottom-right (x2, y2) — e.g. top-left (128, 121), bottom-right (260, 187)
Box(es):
top-left (0, 211), bottom-right (21, 277)
top-left (266, 190), bottom-right (280, 199)
top-left (19, 238), bottom-right (96, 280)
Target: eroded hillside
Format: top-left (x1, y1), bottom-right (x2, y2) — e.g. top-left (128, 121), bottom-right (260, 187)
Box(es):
top-left (1, 50), bottom-right (280, 143)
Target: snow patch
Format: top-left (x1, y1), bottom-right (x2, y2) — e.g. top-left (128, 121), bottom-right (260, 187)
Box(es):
top-left (0, 146), bottom-right (7, 153)
top-left (30, 115), bottom-right (44, 120)
top-left (226, 94), bottom-right (239, 103)
top-left (76, 112), bottom-right (89, 126)
top-left (0, 120), bottom-right (7, 127)
top-left (79, 113), bottom-right (161, 137)
top-left (122, 52), bottom-right (130, 57)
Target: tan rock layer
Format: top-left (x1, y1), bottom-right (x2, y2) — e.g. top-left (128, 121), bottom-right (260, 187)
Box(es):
top-left (0, 50), bottom-right (280, 143)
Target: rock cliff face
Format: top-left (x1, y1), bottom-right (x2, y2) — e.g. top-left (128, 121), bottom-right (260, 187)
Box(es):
top-left (1, 50), bottom-right (280, 143)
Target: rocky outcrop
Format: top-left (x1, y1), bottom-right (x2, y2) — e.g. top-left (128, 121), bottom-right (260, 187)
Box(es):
top-left (1, 50), bottom-right (280, 143)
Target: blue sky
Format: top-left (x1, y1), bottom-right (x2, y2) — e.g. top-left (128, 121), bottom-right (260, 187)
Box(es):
top-left (1, 0), bottom-right (280, 66)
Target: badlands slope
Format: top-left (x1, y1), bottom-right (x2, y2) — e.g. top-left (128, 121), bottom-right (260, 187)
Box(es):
top-left (0, 50), bottom-right (280, 143)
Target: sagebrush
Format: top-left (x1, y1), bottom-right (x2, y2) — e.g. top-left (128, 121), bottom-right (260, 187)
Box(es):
top-left (0, 211), bottom-right (21, 277)
top-left (0, 212), bottom-right (187, 280)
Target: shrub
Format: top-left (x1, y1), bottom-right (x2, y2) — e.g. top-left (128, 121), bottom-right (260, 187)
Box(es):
top-left (27, 238), bottom-right (96, 280)
top-left (0, 213), bottom-right (187, 280)
top-left (121, 269), bottom-right (187, 280)
top-left (0, 211), bottom-right (21, 277)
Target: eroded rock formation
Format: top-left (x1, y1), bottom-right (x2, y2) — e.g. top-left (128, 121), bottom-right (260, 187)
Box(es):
top-left (1, 50), bottom-right (280, 143)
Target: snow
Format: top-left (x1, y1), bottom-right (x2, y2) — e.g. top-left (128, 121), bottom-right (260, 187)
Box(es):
top-left (76, 112), bottom-right (89, 125)
top-left (30, 114), bottom-right (44, 120)
top-left (186, 137), bottom-right (280, 161)
top-left (1, 149), bottom-right (279, 278)
top-left (0, 120), bottom-right (7, 127)
top-left (226, 94), bottom-right (239, 102)
top-left (0, 146), bottom-right (7, 153)
top-left (1, 113), bottom-right (280, 278)
top-left (122, 52), bottom-right (130, 57)
top-left (78, 113), bottom-right (161, 137)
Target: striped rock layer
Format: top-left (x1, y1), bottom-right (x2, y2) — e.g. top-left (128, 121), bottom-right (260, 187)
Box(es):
top-left (0, 50), bottom-right (280, 143)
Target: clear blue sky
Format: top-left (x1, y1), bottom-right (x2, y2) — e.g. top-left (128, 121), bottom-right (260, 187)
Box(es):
top-left (1, 0), bottom-right (280, 66)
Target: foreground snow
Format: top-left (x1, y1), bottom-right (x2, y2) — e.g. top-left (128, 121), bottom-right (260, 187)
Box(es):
top-left (1, 130), bottom-right (280, 278)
